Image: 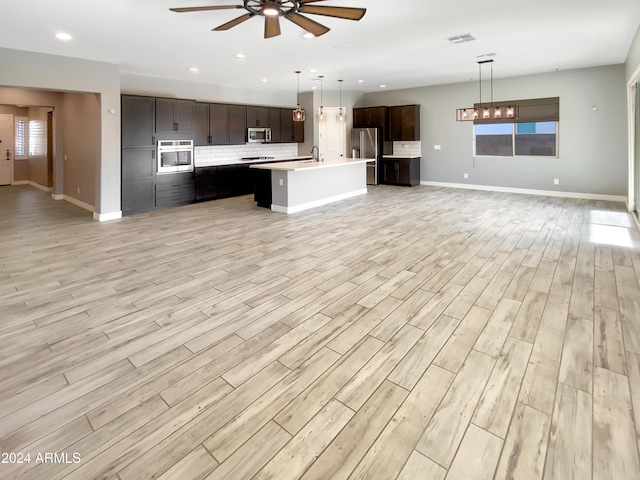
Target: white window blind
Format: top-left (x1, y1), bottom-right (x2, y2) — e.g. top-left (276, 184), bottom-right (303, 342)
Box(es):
top-left (15, 118), bottom-right (27, 158)
top-left (28, 119), bottom-right (46, 156)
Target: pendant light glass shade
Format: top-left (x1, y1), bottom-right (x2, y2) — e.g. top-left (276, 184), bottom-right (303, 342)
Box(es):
top-left (318, 75), bottom-right (325, 121)
top-left (337, 79), bottom-right (345, 122)
top-left (292, 71), bottom-right (305, 122)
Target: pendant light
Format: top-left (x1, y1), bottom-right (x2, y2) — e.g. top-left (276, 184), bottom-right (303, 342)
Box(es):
top-left (318, 75), bottom-right (325, 122)
top-left (337, 79), bottom-right (345, 122)
top-left (292, 71), bottom-right (305, 122)
top-left (456, 60), bottom-right (518, 121)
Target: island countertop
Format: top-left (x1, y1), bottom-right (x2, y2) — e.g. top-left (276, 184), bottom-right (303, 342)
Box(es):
top-left (250, 157), bottom-right (375, 172)
top-left (195, 155), bottom-right (314, 168)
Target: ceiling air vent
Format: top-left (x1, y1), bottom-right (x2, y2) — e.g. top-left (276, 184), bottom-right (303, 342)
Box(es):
top-left (447, 33), bottom-right (476, 44)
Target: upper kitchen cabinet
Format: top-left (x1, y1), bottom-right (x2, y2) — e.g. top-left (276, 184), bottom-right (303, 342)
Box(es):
top-left (246, 106), bottom-right (269, 127)
top-left (388, 105), bottom-right (420, 141)
top-left (193, 103), bottom-right (210, 146)
top-left (269, 108), bottom-right (282, 142)
top-left (122, 95), bottom-right (155, 148)
top-left (210, 104), bottom-right (231, 145)
top-left (353, 106), bottom-right (387, 129)
top-left (279, 109), bottom-right (293, 143)
top-left (155, 98), bottom-right (195, 134)
top-left (229, 105), bottom-right (247, 144)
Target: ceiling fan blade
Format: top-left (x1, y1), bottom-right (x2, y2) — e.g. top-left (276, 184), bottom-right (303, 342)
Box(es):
top-left (213, 13), bottom-right (254, 31)
top-left (264, 15), bottom-right (281, 38)
top-left (170, 5), bottom-right (243, 13)
top-left (285, 12), bottom-right (330, 37)
top-left (299, 5), bottom-right (366, 21)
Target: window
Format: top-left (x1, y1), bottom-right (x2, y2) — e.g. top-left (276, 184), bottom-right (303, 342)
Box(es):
top-left (29, 119), bottom-right (46, 156)
top-left (15, 117), bottom-right (28, 159)
top-left (473, 97), bottom-right (559, 158)
top-left (474, 120), bottom-right (558, 157)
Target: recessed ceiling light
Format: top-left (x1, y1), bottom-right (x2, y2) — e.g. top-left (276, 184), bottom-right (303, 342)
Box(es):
top-left (311, 86), bottom-right (317, 90)
top-left (188, 67), bottom-right (199, 73)
top-left (380, 85), bottom-right (387, 88)
top-left (55, 32), bottom-right (72, 41)
top-left (358, 80), bottom-right (364, 83)
top-left (261, 78), bottom-right (268, 82)
top-left (235, 53), bottom-right (246, 59)
top-left (309, 69), bottom-right (317, 73)
top-left (302, 32), bottom-right (315, 39)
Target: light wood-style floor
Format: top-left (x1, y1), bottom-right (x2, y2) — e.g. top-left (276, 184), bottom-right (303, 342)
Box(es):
top-left (2, 184), bottom-right (640, 480)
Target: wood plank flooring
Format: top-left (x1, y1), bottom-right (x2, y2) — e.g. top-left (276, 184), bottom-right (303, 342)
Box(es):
top-left (1, 184), bottom-right (640, 480)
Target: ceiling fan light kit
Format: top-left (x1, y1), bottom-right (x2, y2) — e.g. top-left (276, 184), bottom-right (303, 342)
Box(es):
top-left (456, 60), bottom-right (518, 122)
top-left (170, 0), bottom-right (367, 39)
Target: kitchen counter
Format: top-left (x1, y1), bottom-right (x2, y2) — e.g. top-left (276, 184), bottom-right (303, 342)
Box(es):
top-left (251, 157), bottom-right (370, 213)
top-left (195, 155), bottom-right (313, 168)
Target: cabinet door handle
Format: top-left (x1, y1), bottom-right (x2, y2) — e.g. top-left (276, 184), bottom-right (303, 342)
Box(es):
top-left (152, 135), bottom-right (155, 145)
top-left (174, 122), bottom-right (179, 131)
top-left (207, 135), bottom-right (212, 145)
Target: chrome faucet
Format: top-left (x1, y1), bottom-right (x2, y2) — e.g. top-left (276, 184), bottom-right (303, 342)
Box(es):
top-left (310, 145), bottom-right (319, 162)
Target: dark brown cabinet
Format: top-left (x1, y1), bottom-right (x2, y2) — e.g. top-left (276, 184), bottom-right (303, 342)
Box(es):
top-left (269, 108), bottom-right (282, 143)
top-left (196, 165), bottom-right (253, 201)
top-left (193, 102), bottom-right (210, 146)
top-left (122, 96), bottom-right (155, 148)
top-left (229, 105), bottom-right (247, 144)
top-left (246, 106), bottom-right (269, 127)
top-left (121, 95), bottom-right (156, 215)
top-left (382, 157), bottom-right (421, 186)
top-left (353, 106), bottom-right (387, 128)
top-left (388, 105), bottom-right (420, 141)
top-left (155, 172), bottom-right (195, 207)
top-left (155, 98), bottom-right (194, 134)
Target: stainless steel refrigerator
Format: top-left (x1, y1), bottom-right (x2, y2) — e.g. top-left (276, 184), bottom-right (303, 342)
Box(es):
top-left (351, 128), bottom-right (379, 185)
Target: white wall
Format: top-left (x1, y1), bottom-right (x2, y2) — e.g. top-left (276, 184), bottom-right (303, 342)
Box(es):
top-left (361, 64), bottom-right (628, 197)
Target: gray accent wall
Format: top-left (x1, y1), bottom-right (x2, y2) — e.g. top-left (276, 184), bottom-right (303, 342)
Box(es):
top-left (361, 65), bottom-right (628, 196)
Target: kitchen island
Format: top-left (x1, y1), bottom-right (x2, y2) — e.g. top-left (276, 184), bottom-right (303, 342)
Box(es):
top-left (251, 158), bottom-right (372, 213)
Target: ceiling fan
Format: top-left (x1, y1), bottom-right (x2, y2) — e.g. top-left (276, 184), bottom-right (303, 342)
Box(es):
top-left (169, 0), bottom-right (366, 39)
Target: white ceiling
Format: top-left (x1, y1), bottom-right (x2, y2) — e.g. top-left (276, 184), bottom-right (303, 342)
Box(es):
top-left (2, 0), bottom-right (640, 94)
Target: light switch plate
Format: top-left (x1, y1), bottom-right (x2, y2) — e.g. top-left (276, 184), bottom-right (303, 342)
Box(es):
top-left (434, 145), bottom-right (441, 150)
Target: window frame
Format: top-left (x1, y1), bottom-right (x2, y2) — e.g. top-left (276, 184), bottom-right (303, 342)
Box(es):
top-left (473, 120), bottom-right (560, 158)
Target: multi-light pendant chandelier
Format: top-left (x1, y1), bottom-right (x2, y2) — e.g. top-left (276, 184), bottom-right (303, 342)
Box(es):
top-left (293, 70), bottom-right (305, 122)
top-left (292, 71), bottom-right (346, 123)
top-left (456, 60), bottom-right (518, 121)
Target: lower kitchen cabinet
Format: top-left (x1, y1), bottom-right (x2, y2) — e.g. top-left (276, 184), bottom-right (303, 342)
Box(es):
top-left (155, 172), bottom-right (195, 208)
top-left (122, 148), bottom-right (155, 214)
top-left (195, 165), bottom-right (253, 201)
top-left (382, 157), bottom-right (421, 186)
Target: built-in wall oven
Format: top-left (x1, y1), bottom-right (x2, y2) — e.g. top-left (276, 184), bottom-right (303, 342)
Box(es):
top-left (157, 140), bottom-right (194, 174)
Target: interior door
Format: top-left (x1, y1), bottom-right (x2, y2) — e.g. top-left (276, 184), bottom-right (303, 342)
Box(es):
top-left (319, 107), bottom-right (346, 160)
top-left (0, 114), bottom-right (13, 185)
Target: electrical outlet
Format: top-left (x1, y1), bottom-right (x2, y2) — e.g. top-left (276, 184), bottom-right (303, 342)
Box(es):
top-left (464, 173), bottom-right (468, 179)
top-left (554, 179), bottom-right (559, 185)
top-left (434, 145), bottom-right (441, 150)
top-left (77, 187), bottom-right (80, 194)
top-left (279, 179), bottom-right (283, 186)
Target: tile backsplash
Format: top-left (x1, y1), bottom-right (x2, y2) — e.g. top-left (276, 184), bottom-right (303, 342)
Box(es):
top-left (195, 143), bottom-right (299, 165)
top-left (392, 141), bottom-right (422, 157)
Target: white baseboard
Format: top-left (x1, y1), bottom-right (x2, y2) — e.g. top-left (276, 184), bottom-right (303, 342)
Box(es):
top-left (93, 211), bottom-right (122, 222)
top-left (52, 194), bottom-right (95, 213)
top-left (420, 181), bottom-right (627, 203)
top-left (12, 180), bottom-right (28, 186)
top-left (27, 181), bottom-right (53, 192)
top-left (272, 188), bottom-right (368, 214)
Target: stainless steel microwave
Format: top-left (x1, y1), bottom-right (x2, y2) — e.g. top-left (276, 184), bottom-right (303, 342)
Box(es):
top-left (248, 127), bottom-right (271, 143)
top-left (157, 140), bottom-right (194, 174)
